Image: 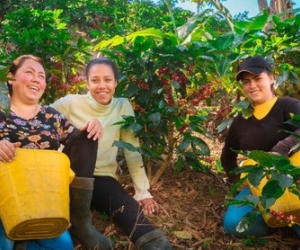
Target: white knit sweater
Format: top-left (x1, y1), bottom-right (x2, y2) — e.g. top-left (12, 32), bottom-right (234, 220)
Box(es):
top-left (52, 92), bottom-right (152, 200)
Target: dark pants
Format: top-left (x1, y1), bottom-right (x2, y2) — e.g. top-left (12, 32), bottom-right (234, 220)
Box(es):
top-left (62, 131), bottom-right (153, 242)
top-left (62, 130), bottom-right (98, 178)
top-left (91, 176), bottom-right (154, 243)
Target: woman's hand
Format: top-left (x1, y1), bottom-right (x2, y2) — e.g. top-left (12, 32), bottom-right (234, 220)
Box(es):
top-left (80, 118), bottom-right (103, 141)
top-left (139, 198), bottom-right (159, 216)
top-left (0, 140), bottom-right (21, 162)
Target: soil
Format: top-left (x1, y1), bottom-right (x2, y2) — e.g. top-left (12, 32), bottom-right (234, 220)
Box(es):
top-left (75, 138), bottom-right (300, 250)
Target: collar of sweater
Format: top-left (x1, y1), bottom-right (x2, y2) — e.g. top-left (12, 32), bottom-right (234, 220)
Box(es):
top-left (253, 97), bottom-right (277, 120)
top-left (87, 91), bottom-right (114, 113)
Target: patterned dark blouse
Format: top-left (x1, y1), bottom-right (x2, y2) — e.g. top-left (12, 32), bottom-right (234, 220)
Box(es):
top-left (0, 105), bottom-right (77, 150)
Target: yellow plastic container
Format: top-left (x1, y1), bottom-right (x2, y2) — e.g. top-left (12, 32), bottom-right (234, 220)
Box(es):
top-left (0, 148), bottom-right (75, 240)
top-left (242, 151), bottom-right (300, 228)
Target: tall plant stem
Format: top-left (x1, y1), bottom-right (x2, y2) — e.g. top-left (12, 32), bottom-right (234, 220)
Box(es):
top-left (163, 0), bottom-right (178, 36)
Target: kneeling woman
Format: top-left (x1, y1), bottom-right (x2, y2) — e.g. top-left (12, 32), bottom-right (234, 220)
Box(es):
top-left (221, 56), bottom-right (300, 238)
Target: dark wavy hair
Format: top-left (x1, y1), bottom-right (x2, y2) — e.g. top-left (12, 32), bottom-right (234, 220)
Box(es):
top-left (7, 55), bottom-right (45, 96)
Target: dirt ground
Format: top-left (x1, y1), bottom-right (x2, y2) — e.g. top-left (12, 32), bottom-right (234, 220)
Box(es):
top-left (75, 138), bottom-right (300, 250)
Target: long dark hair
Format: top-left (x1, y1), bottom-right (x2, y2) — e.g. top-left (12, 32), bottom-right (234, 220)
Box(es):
top-left (85, 57), bottom-right (118, 81)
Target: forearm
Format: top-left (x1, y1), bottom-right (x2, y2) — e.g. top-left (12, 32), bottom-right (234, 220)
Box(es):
top-left (128, 163), bottom-right (152, 200)
top-left (271, 129), bottom-right (300, 157)
top-left (221, 147), bottom-right (239, 183)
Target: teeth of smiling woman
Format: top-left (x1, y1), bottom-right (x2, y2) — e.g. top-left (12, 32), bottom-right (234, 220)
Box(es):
top-left (29, 86), bottom-right (39, 90)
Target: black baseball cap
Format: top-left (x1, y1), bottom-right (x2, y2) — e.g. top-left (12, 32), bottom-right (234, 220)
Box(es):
top-left (236, 56), bottom-right (273, 81)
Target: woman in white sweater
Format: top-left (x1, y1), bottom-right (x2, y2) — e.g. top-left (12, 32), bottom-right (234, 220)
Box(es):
top-left (52, 57), bottom-right (173, 250)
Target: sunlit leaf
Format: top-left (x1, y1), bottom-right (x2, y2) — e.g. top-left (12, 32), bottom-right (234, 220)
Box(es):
top-left (236, 211), bottom-right (261, 233)
top-left (173, 230), bottom-right (192, 240)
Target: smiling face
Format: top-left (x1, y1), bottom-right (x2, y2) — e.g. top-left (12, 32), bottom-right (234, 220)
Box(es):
top-left (241, 71), bottom-right (275, 105)
top-left (8, 58), bottom-right (46, 105)
top-left (86, 63), bottom-right (117, 105)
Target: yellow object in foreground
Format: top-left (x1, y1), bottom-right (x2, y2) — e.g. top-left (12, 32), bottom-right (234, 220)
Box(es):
top-left (0, 148), bottom-right (75, 240)
top-left (242, 151), bottom-right (300, 228)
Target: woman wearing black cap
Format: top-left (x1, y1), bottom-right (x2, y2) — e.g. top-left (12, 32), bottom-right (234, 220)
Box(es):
top-left (221, 56), bottom-right (300, 238)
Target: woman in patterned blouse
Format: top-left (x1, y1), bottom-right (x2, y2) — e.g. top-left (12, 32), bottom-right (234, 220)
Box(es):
top-left (0, 55), bottom-right (111, 250)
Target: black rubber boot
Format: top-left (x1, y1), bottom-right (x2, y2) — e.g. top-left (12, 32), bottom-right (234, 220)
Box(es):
top-left (69, 177), bottom-right (112, 250)
top-left (135, 229), bottom-right (174, 250)
top-left (13, 241), bottom-right (26, 250)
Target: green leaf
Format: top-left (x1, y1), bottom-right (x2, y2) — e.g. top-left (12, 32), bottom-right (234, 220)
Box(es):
top-left (260, 196), bottom-right (276, 210)
top-left (129, 122), bottom-right (143, 132)
top-left (0, 83), bottom-right (10, 115)
top-left (236, 210), bottom-right (261, 233)
top-left (234, 10), bottom-right (268, 35)
top-left (189, 115), bottom-right (208, 123)
top-left (178, 137), bottom-right (191, 153)
top-left (226, 194), bottom-right (259, 207)
top-left (244, 194), bottom-right (260, 206)
top-left (191, 136), bottom-right (210, 156)
top-left (175, 155), bottom-right (185, 172)
top-left (148, 112), bottom-right (161, 126)
top-left (139, 146), bottom-right (162, 159)
top-left (177, 10), bottom-right (212, 39)
top-left (113, 115), bottom-right (143, 132)
top-left (288, 167), bottom-right (300, 176)
top-left (190, 124), bottom-right (214, 140)
top-left (248, 150), bottom-right (290, 167)
top-left (235, 100), bottom-right (250, 109)
top-left (112, 140), bottom-right (138, 152)
top-left (214, 34), bottom-right (235, 50)
top-left (273, 174), bottom-right (293, 189)
top-left (217, 118), bottom-right (233, 133)
top-left (247, 167), bottom-right (265, 187)
top-left (94, 35), bottom-right (125, 50)
top-left (226, 175), bottom-right (248, 196)
top-left (261, 179), bottom-right (284, 200)
top-left (127, 28), bottom-right (165, 42)
top-left (173, 115), bottom-right (185, 129)
top-left (241, 107), bottom-right (254, 119)
top-left (185, 151), bottom-right (209, 172)
top-left (245, 10), bottom-right (268, 33)
top-left (285, 114), bottom-right (300, 127)
top-left (235, 100), bottom-right (253, 119)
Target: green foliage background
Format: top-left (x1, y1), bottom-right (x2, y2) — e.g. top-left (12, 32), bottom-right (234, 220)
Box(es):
top-left (0, 0), bottom-right (300, 212)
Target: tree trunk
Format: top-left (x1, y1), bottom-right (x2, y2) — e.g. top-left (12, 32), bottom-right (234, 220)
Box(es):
top-left (258, 0), bottom-right (294, 31)
top-left (258, 0), bottom-right (293, 15)
top-left (257, 0), bottom-right (268, 12)
top-left (269, 0), bottom-right (277, 15)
